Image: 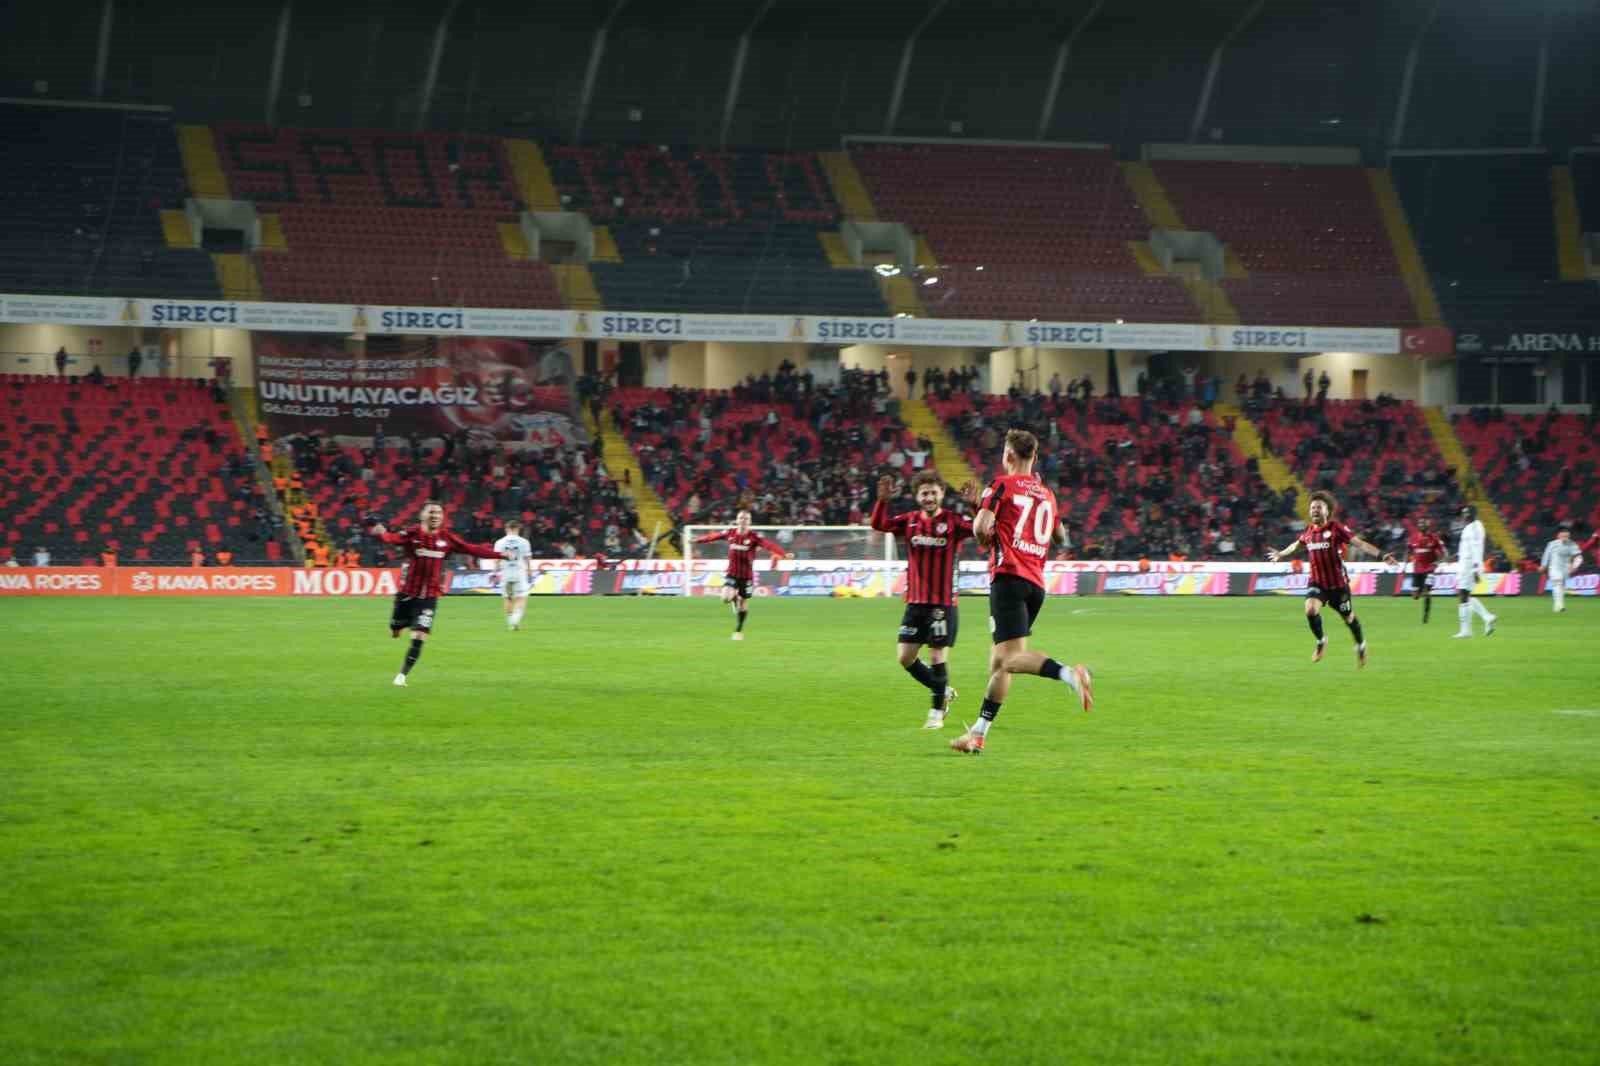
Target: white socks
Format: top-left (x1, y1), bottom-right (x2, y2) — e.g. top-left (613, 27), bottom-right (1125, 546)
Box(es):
top-left (971, 718), bottom-right (991, 737)
top-left (507, 606), bottom-right (525, 627)
top-left (1469, 597), bottom-right (1492, 621)
top-left (1457, 603), bottom-right (1472, 633)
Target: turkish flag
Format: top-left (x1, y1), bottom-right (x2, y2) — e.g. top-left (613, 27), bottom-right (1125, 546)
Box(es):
top-left (1401, 326), bottom-right (1454, 356)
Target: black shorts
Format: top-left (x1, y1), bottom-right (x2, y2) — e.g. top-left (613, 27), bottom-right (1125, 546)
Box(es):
top-left (1306, 584), bottom-right (1354, 616)
top-left (989, 573), bottom-right (1045, 644)
top-left (1411, 572), bottom-right (1435, 593)
top-left (726, 577), bottom-right (754, 601)
top-left (390, 594), bottom-right (439, 633)
top-left (898, 604), bottom-right (959, 648)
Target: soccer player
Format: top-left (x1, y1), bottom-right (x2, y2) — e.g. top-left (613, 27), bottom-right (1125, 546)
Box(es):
top-left (950, 429), bottom-right (1093, 755)
top-left (1403, 515), bottom-right (1447, 623)
top-left (692, 509), bottom-right (789, 640)
top-left (1539, 524), bottom-right (1583, 613)
top-left (370, 502), bottom-right (506, 686)
top-left (495, 518), bottom-right (534, 631)
top-left (1267, 491), bottom-right (1394, 667)
top-left (1580, 526), bottom-right (1600, 570)
top-left (1452, 504), bottom-right (1497, 638)
top-left (871, 471), bottom-right (977, 729)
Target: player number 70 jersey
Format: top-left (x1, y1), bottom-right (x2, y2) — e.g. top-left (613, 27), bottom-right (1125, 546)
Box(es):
top-left (981, 473), bottom-right (1057, 588)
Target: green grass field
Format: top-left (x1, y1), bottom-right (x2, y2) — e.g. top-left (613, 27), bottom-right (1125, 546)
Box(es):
top-left (3, 593), bottom-right (1597, 1065)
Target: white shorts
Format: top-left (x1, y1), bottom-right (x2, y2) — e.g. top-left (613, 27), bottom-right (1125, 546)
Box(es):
top-left (1457, 568), bottom-right (1479, 591)
top-left (501, 578), bottom-right (530, 598)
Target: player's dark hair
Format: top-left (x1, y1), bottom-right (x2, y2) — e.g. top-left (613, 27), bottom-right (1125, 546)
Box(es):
top-left (1005, 429), bottom-right (1038, 462)
top-left (1309, 490), bottom-right (1337, 514)
top-left (912, 471), bottom-right (944, 491)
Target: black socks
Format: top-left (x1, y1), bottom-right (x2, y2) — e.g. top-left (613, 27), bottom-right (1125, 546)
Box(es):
top-left (979, 698), bottom-right (1002, 722)
top-left (735, 609), bottom-right (747, 633)
top-left (905, 659), bottom-right (936, 691)
top-left (1040, 657), bottom-right (1066, 681)
top-left (1307, 613), bottom-right (1325, 641)
top-left (402, 638), bottom-right (424, 675)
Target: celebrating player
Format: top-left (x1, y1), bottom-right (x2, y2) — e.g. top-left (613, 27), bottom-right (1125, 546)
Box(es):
top-left (693, 510), bottom-right (789, 640)
top-left (950, 429), bottom-right (1093, 755)
top-left (1267, 490), bottom-right (1394, 667)
top-left (495, 518), bottom-right (534, 631)
top-left (370, 502), bottom-right (506, 686)
top-left (871, 471), bottom-right (977, 729)
top-left (1539, 524), bottom-right (1583, 613)
top-left (1452, 504), bottom-right (1497, 638)
top-left (1403, 515), bottom-right (1447, 623)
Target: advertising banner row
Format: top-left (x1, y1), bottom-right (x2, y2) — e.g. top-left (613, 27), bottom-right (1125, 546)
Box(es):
top-left (0, 292), bottom-right (1406, 354)
top-left (4, 563), bottom-right (1585, 598)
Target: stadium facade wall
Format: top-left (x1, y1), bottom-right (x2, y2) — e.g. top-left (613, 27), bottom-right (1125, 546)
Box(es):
top-left (0, 322), bottom-right (253, 380)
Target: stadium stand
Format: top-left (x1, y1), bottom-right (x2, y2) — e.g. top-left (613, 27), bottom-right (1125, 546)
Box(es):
top-left (0, 103), bottom-right (220, 300)
top-left (212, 124), bottom-right (564, 308)
top-left (605, 368), bottom-right (929, 530)
top-left (0, 375), bottom-right (281, 565)
top-left (278, 430), bottom-right (646, 563)
top-left (1250, 397), bottom-right (1467, 552)
top-left (849, 143), bottom-right (1198, 323)
top-left (547, 144), bottom-right (887, 316)
top-left (1452, 409), bottom-right (1600, 544)
top-left (925, 386), bottom-right (1293, 560)
top-left (1392, 153), bottom-right (1600, 326)
top-left (1149, 160), bottom-right (1418, 326)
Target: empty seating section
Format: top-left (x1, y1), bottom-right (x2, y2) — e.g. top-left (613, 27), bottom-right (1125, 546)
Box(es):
top-left (214, 125), bottom-right (562, 308)
top-left (1574, 154), bottom-right (1600, 231)
top-left (1452, 413), bottom-right (1599, 541)
top-left (0, 377), bottom-right (278, 565)
top-left (0, 104), bottom-right (219, 299)
top-left (1392, 153), bottom-right (1600, 325)
top-left (1253, 400), bottom-right (1465, 541)
top-left (926, 394), bottom-right (1281, 559)
top-left (850, 144), bottom-right (1197, 322)
top-left (1150, 161), bottom-right (1416, 326)
top-left (548, 145), bottom-right (886, 315)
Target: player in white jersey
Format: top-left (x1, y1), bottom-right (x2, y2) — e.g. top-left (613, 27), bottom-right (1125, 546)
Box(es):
top-left (494, 519), bottom-right (534, 631)
top-left (1539, 524), bottom-right (1584, 613)
top-left (1452, 504), bottom-right (1497, 638)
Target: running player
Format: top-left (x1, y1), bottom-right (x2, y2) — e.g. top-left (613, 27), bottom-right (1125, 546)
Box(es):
top-left (1539, 524), bottom-right (1583, 613)
top-left (950, 429), bottom-right (1093, 755)
top-left (370, 501), bottom-right (506, 686)
top-left (1404, 515), bottom-right (1447, 623)
top-left (1452, 504), bottom-right (1497, 638)
top-left (692, 510), bottom-right (789, 640)
top-left (1268, 490), bottom-right (1394, 666)
top-left (494, 518), bottom-right (533, 631)
top-left (871, 471), bottom-right (977, 729)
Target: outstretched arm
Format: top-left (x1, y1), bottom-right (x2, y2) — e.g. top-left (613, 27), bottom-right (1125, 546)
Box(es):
top-left (693, 530), bottom-right (728, 545)
top-left (1267, 539), bottom-right (1303, 563)
top-left (756, 535), bottom-right (789, 559)
top-left (1350, 535), bottom-right (1397, 565)
top-left (447, 533), bottom-right (508, 561)
top-left (870, 477), bottom-right (906, 535)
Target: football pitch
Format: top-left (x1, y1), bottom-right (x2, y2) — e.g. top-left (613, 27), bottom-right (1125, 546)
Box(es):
top-left (3, 594), bottom-right (1597, 1065)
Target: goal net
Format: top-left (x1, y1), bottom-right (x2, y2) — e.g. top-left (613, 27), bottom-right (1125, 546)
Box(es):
top-left (683, 526), bottom-right (892, 567)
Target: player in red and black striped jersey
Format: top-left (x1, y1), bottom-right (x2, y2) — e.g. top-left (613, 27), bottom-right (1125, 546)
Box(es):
top-left (950, 430), bottom-right (1094, 755)
top-left (370, 501), bottom-right (506, 686)
top-left (1403, 515), bottom-right (1448, 623)
top-left (1267, 491), bottom-right (1394, 667)
top-left (693, 510), bottom-right (788, 640)
top-left (871, 471), bottom-right (977, 729)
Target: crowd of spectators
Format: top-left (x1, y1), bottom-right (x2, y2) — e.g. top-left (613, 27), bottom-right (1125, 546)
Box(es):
top-left (280, 426), bottom-right (648, 563)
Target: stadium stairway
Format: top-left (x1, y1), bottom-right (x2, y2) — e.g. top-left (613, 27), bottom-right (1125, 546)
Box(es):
top-left (1213, 402), bottom-right (1308, 501)
top-left (1551, 166), bottom-right (1588, 281)
top-left (177, 125), bottom-right (230, 199)
top-left (1366, 170), bottom-right (1443, 325)
top-left (228, 387), bottom-right (302, 564)
top-left (588, 407), bottom-right (679, 558)
top-left (269, 452), bottom-right (333, 565)
top-left (1420, 407), bottom-right (1525, 563)
top-left (503, 139), bottom-right (562, 212)
top-left (1119, 163), bottom-right (1241, 325)
top-left (902, 399), bottom-right (979, 491)
top-left (817, 152), bottom-right (878, 221)
top-left (815, 150), bottom-right (921, 315)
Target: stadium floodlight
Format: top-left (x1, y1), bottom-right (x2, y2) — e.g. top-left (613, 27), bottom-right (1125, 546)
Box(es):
top-left (923, 276), bottom-right (939, 286)
top-left (873, 264), bottom-right (901, 277)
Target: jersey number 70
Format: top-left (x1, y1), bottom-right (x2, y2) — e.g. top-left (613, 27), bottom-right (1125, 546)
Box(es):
top-left (1012, 495), bottom-right (1056, 545)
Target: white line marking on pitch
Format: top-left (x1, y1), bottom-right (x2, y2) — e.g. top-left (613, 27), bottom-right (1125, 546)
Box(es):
top-left (1553, 709), bottom-right (1600, 718)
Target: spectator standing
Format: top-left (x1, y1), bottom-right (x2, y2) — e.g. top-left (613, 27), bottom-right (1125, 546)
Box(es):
top-left (1303, 367), bottom-right (1314, 402)
top-left (1317, 370), bottom-right (1331, 406)
top-left (55, 347), bottom-right (69, 376)
top-left (33, 545), bottom-right (51, 567)
top-left (127, 346), bottom-right (143, 378)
